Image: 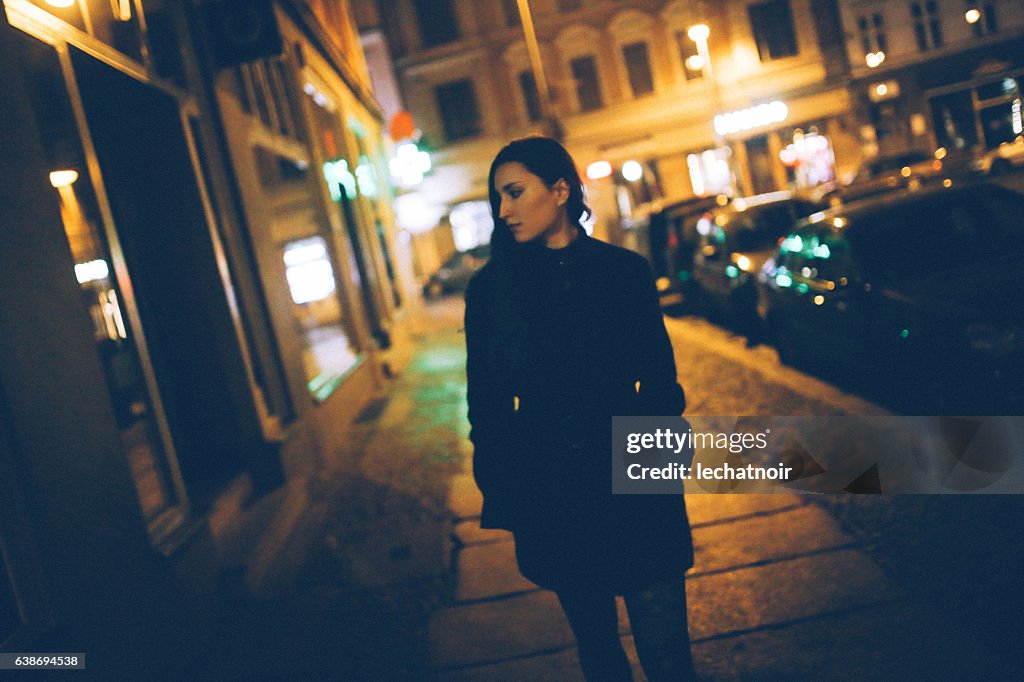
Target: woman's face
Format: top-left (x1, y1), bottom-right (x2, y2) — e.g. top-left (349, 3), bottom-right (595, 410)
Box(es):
top-left (494, 162), bottom-right (569, 244)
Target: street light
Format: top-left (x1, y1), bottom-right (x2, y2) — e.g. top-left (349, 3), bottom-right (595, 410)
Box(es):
top-left (688, 23), bottom-right (734, 195)
top-left (965, 8), bottom-right (981, 24)
top-left (515, 0), bottom-right (560, 138)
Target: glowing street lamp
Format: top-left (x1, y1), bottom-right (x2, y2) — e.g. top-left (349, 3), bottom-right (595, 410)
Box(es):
top-left (688, 23), bottom-right (735, 194)
top-left (965, 8), bottom-right (981, 24)
top-left (687, 23), bottom-right (710, 44)
top-left (49, 169), bottom-right (79, 187)
top-left (865, 51), bottom-right (886, 68)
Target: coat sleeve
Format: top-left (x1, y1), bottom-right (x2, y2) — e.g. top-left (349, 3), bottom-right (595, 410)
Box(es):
top-left (464, 270), bottom-right (515, 498)
top-left (629, 256), bottom-right (686, 416)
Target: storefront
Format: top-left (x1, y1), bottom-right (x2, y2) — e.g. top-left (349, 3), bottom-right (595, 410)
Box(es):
top-left (855, 35), bottom-right (1024, 158)
top-left (0, 0), bottom-right (251, 663)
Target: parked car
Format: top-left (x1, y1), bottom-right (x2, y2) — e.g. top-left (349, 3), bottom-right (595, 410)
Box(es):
top-left (823, 150), bottom-right (938, 204)
top-left (423, 245), bottom-right (490, 299)
top-left (757, 182), bottom-right (1024, 413)
top-left (691, 191), bottom-right (824, 339)
top-left (644, 195), bottom-right (729, 309)
top-left (975, 135), bottom-right (1024, 175)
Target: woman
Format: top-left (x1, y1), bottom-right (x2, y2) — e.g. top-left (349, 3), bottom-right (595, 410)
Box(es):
top-left (465, 136), bottom-right (696, 681)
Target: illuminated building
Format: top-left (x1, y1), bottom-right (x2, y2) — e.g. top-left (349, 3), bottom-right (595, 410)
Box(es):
top-left (0, 0), bottom-right (415, 663)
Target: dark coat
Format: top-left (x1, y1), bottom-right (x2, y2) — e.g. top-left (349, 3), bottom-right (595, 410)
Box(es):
top-left (465, 230), bottom-right (693, 593)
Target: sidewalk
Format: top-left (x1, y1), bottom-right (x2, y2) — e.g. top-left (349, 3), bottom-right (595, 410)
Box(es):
top-left (194, 299), bottom-right (1006, 680)
top-left (406, 305), bottom-right (1000, 680)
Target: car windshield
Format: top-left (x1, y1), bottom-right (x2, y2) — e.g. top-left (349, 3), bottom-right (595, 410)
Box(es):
top-left (727, 200), bottom-right (820, 252)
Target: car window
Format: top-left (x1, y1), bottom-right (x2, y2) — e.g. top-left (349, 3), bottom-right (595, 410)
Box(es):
top-left (847, 197), bottom-right (994, 282)
top-left (730, 203), bottom-right (799, 252)
top-left (778, 229), bottom-right (856, 285)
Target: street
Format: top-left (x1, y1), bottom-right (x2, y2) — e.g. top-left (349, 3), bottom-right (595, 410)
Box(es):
top-left (185, 295), bottom-right (1021, 679)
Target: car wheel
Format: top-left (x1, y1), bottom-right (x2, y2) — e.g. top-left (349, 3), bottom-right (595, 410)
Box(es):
top-left (990, 158), bottom-right (1012, 175)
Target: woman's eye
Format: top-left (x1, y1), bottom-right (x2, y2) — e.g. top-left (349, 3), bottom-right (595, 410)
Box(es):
top-left (509, 189), bottom-right (522, 199)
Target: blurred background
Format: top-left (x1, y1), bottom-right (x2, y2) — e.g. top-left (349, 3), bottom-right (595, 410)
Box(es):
top-left (2, 0), bottom-right (1023, 677)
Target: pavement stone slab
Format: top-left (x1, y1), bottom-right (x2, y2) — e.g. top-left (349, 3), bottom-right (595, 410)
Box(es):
top-left (692, 505), bottom-right (853, 575)
top-left (453, 519), bottom-right (513, 546)
top-left (448, 473), bottom-right (483, 519)
top-left (455, 542), bottom-right (537, 602)
top-left (429, 590), bottom-right (574, 670)
top-left (686, 548), bottom-right (903, 641)
top-left (436, 635), bottom-right (645, 682)
top-left (693, 598), bottom-right (1001, 680)
top-left (685, 492), bottom-right (802, 527)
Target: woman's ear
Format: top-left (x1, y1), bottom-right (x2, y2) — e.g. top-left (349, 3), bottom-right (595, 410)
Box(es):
top-left (553, 178), bottom-right (570, 206)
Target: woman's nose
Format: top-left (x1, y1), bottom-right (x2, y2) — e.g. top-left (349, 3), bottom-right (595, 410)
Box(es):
top-left (499, 198), bottom-right (512, 220)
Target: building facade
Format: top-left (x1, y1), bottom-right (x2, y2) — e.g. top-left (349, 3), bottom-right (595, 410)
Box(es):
top-left (838, 0), bottom-right (1024, 164)
top-left (0, 0), bottom-right (416, 666)
top-left (355, 0), bottom-right (860, 249)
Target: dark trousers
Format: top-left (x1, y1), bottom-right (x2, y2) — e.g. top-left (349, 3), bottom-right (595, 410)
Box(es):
top-left (556, 577), bottom-right (696, 682)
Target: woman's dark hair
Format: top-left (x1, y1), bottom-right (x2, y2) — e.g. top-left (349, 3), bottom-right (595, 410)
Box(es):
top-left (487, 136), bottom-right (591, 256)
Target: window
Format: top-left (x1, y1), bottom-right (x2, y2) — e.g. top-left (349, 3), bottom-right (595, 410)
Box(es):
top-left (970, 4), bottom-right (998, 37)
top-left (910, 1), bottom-right (943, 51)
top-left (675, 31), bottom-right (703, 81)
top-left (622, 42), bottom-right (654, 96)
top-left (413, 0), bottom-right (460, 47)
top-left (571, 55), bottom-right (603, 112)
top-left (519, 71), bottom-right (542, 122)
top-left (856, 12), bottom-right (888, 55)
top-left (748, 0), bottom-right (798, 61)
top-left (500, 0), bottom-right (520, 27)
top-left (557, 0), bottom-right (582, 11)
top-left (435, 79), bottom-right (483, 141)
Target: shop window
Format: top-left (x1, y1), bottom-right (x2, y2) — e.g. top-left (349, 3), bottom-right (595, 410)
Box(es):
top-left (436, 79), bottom-right (483, 142)
top-left (16, 33), bottom-right (181, 527)
top-left (980, 100), bottom-right (1020, 149)
top-left (748, 1), bottom-right (798, 62)
top-left (856, 12), bottom-right (887, 55)
top-left (687, 148), bottom-right (733, 196)
top-left (500, 0), bottom-right (520, 27)
top-left (780, 131), bottom-right (836, 188)
top-left (910, 1), bottom-right (943, 51)
top-left (414, 0), bottom-right (460, 47)
top-left (929, 91), bottom-right (980, 150)
top-left (255, 147), bottom-right (361, 400)
top-left (622, 42), bottom-right (655, 97)
top-left (746, 135), bottom-right (777, 195)
top-left (571, 55), bottom-right (604, 112)
top-left (519, 71), bottom-right (542, 122)
top-left (675, 30), bottom-right (703, 81)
